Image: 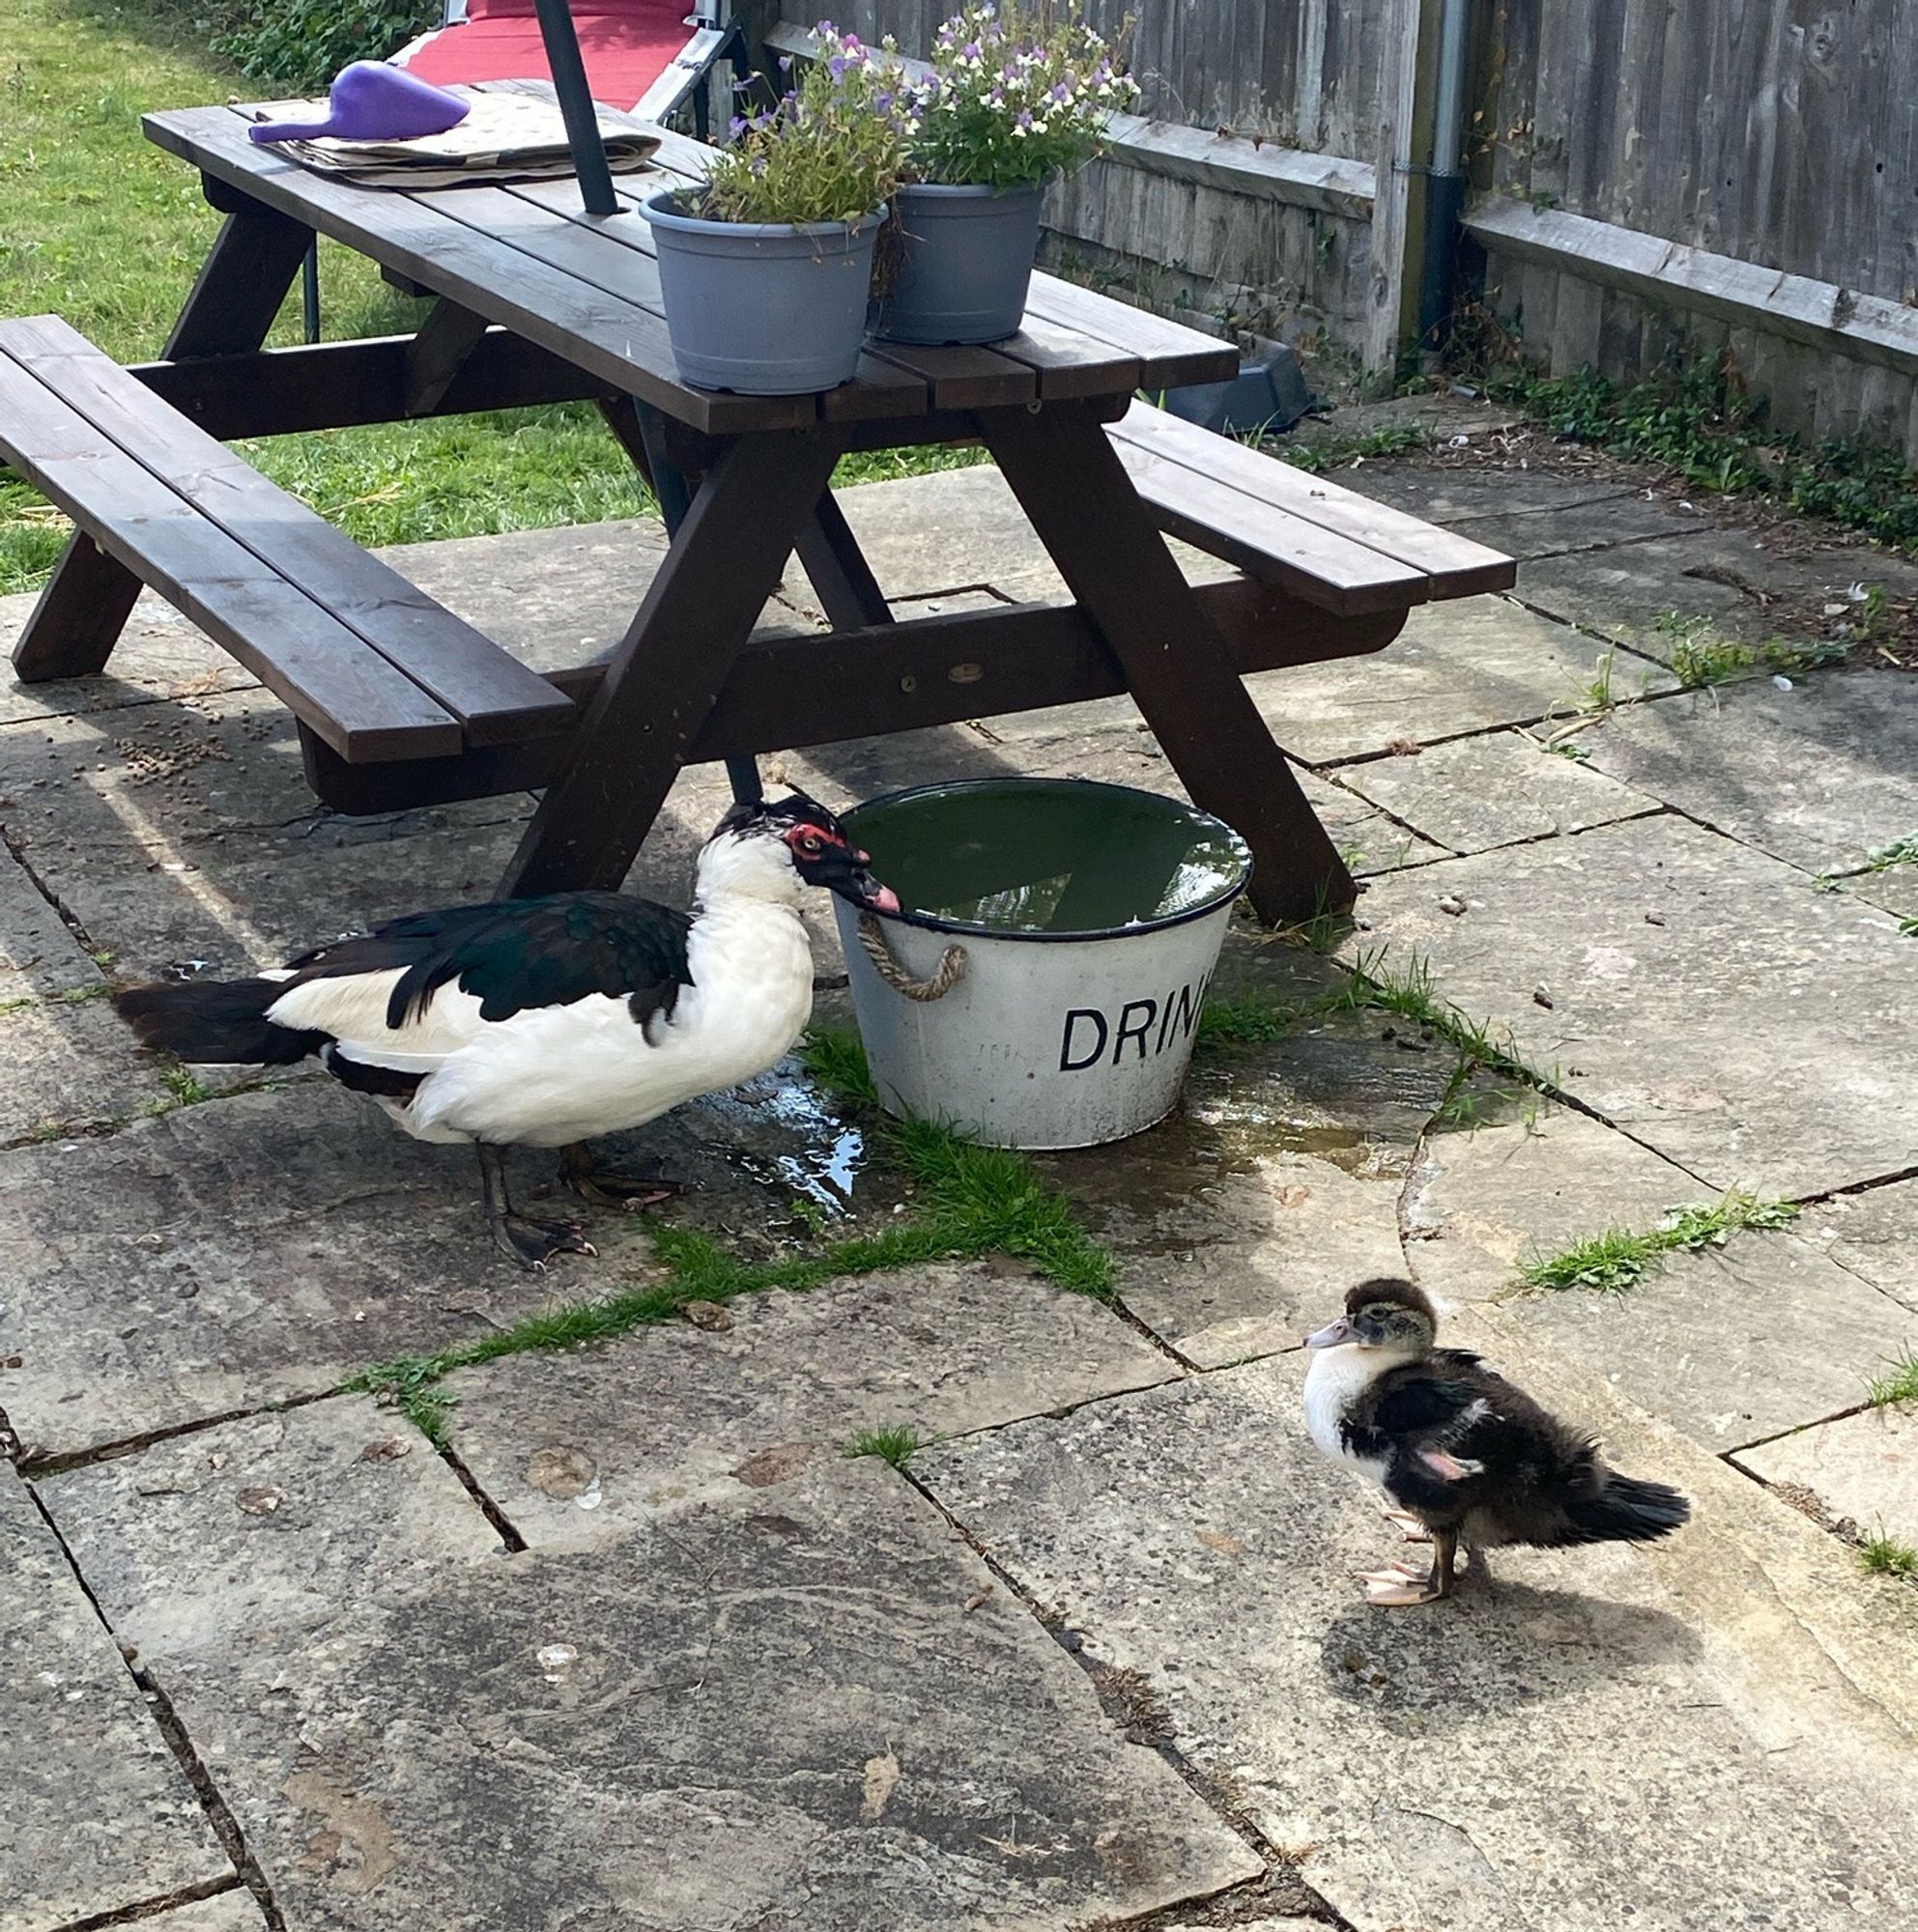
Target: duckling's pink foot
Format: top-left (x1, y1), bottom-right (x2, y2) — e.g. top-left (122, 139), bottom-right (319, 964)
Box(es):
top-left (1381, 1508), bottom-right (1432, 1543)
top-left (1357, 1563), bottom-right (1446, 1607)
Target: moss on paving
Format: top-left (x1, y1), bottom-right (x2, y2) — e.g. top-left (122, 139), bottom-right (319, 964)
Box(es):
top-left (1520, 1193), bottom-right (1801, 1294)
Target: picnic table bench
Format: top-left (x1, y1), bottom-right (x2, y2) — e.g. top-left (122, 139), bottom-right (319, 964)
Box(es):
top-left (0, 94), bottom-right (1513, 926)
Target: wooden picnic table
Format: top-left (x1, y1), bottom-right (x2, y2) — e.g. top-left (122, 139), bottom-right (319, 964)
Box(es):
top-left (1, 95), bottom-right (1513, 925)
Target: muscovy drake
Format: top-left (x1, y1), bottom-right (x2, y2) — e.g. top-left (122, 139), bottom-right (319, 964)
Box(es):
top-left (115, 794), bottom-right (899, 1268)
top-left (1303, 1277), bottom-right (1690, 1606)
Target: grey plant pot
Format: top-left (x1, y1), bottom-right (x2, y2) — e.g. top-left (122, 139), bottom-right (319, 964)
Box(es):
top-left (872, 181), bottom-right (1045, 346)
top-left (643, 191), bottom-right (883, 394)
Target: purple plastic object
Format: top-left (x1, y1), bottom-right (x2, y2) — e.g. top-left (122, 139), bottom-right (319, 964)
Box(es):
top-left (248, 61), bottom-right (472, 144)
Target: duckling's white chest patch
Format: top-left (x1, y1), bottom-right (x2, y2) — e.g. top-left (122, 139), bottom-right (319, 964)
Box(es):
top-left (1303, 1346), bottom-right (1391, 1484)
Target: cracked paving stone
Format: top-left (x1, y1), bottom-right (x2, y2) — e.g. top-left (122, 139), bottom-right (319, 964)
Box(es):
top-left (0, 846), bottom-right (105, 1000)
top-left (132, 1893), bottom-right (271, 1932)
top-left (1334, 729), bottom-right (1661, 855)
top-left (56, 1456), bottom-right (1260, 1930)
top-left (1735, 1406), bottom-right (1918, 1550)
top-left (1234, 594), bottom-right (1674, 767)
top-left (1400, 1101), bottom-right (1703, 1306)
top-left (1515, 531), bottom-right (1918, 664)
top-left (445, 1258), bottom-right (1175, 1548)
top-left (1503, 1230), bottom-right (1918, 1451)
top-left (0, 994), bottom-right (173, 1144)
top-left (40, 1396), bottom-right (502, 1659)
top-left (0, 1086), bottom-right (642, 1462)
top-left (0, 1464), bottom-right (232, 1931)
top-left (1801, 1177), bottom-right (1918, 1315)
top-left (1042, 1013), bottom-right (1453, 1366)
top-left (916, 1352), bottom-right (1918, 1932)
top-left (1575, 672), bottom-right (1918, 895)
top-left (1355, 813), bottom-right (1918, 1196)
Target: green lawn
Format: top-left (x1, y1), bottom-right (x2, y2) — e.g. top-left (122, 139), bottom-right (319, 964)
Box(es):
top-left (1, 0), bottom-right (979, 596)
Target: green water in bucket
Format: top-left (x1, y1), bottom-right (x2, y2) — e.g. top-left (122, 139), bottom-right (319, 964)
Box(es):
top-left (844, 779), bottom-right (1250, 938)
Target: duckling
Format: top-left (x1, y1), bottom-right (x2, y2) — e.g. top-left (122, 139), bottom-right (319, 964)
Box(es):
top-left (1303, 1277), bottom-right (1690, 1606)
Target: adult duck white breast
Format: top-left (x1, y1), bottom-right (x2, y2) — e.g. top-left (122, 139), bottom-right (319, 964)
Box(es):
top-left (115, 794), bottom-right (898, 1268)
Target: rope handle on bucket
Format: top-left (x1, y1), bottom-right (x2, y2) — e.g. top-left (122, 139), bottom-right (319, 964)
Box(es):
top-left (856, 912), bottom-right (968, 1003)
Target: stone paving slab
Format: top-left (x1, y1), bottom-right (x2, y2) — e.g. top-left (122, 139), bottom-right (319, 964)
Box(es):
top-left (1502, 1231), bottom-right (1918, 1451)
top-left (41, 1397), bottom-right (501, 1659)
top-left (1735, 1406), bottom-right (1918, 1548)
top-left (0, 1464), bottom-right (231, 1932)
top-left (0, 587), bottom-right (255, 728)
top-left (1401, 1100), bottom-right (1703, 1305)
top-left (0, 996), bottom-right (173, 1145)
top-left (1044, 1014), bottom-right (1452, 1367)
top-left (1237, 595), bottom-right (1674, 768)
top-left (917, 1351), bottom-right (1918, 1932)
top-left (0, 1086), bottom-right (637, 1462)
top-left (136, 1893), bottom-right (271, 1932)
top-left (1355, 813), bottom-right (1918, 1195)
top-left (1803, 1178), bottom-right (1918, 1315)
top-left (1348, 469), bottom-right (1642, 523)
top-left (1333, 729), bottom-right (1661, 855)
top-left (1515, 530), bottom-right (1918, 663)
top-left (444, 1260), bottom-right (1177, 1548)
top-left (1461, 494), bottom-right (1708, 562)
top-left (1575, 672), bottom-right (1918, 891)
top-left (0, 847), bottom-right (104, 999)
top-left (61, 1453), bottom-right (1259, 1930)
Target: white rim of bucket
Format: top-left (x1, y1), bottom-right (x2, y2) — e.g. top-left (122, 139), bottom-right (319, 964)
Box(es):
top-left (842, 777), bottom-right (1253, 946)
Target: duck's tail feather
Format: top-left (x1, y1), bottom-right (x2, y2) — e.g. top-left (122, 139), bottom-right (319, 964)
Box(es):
top-left (1567, 1470), bottom-right (1692, 1545)
top-left (114, 979), bottom-right (326, 1065)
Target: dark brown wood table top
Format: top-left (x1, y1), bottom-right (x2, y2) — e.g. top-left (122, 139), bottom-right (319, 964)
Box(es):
top-left (142, 100), bottom-right (1238, 440)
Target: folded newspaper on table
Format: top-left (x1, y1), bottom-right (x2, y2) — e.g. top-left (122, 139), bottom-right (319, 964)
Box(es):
top-left (251, 84), bottom-right (661, 189)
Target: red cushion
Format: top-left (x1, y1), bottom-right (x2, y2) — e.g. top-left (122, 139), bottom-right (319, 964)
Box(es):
top-left (398, 2), bottom-right (694, 110)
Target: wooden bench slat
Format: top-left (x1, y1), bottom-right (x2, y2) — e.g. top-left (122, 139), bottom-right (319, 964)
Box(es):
top-left (862, 341), bottom-right (1038, 411)
top-left (980, 319), bottom-right (1145, 401)
top-left (1110, 402), bottom-right (1518, 599)
top-left (1109, 438), bottom-right (1430, 615)
top-left (2, 317), bottom-right (576, 749)
top-left (0, 355), bottom-right (460, 761)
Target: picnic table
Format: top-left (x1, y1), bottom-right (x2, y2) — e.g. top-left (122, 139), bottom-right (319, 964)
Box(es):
top-left (0, 94), bottom-right (1514, 925)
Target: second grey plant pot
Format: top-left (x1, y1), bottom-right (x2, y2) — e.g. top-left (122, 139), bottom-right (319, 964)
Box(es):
top-left (872, 181), bottom-right (1045, 346)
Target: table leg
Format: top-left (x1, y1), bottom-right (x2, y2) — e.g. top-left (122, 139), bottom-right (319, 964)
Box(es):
top-left (980, 406), bottom-right (1356, 926)
top-left (795, 490), bottom-right (893, 630)
top-left (13, 203), bottom-right (312, 683)
top-left (501, 427), bottom-right (846, 899)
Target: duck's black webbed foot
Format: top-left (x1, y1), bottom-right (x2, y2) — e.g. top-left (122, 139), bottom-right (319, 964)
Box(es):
top-left (491, 1211), bottom-right (597, 1272)
top-left (558, 1143), bottom-right (685, 1211)
top-left (478, 1144), bottom-right (595, 1271)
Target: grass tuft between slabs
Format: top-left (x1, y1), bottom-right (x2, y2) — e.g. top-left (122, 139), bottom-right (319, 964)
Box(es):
top-left (1520, 1192), bottom-right (1801, 1294)
top-left (358, 1030), bottom-right (1112, 1444)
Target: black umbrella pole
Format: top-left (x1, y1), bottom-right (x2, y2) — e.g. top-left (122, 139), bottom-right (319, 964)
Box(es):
top-left (533, 0), bottom-right (617, 214)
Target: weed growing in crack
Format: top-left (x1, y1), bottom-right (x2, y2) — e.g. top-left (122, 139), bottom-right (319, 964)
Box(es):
top-left (1858, 1529), bottom-right (1918, 1578)
top-left (1865, 1349), bottom-right (1918, 1408)
top-left (1900, 917), bottom-right (1918, 939)
top-left (1520, 1191), bottom-right (1800, 1293)
top-left (844, 1425), bottom-right (927, 1468)
top-left (356, 1033), bottom-right (1114, 1443)
top-left (1864, 834), bottom-right (1918, 873)
top-left (1657, 611), bottom-right (1849, 689)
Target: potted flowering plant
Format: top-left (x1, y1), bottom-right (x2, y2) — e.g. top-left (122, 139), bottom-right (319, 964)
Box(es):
top-left (642, 25), bottom-right (904, 393)
top-left (873, 3), bottom-right (1140, 346)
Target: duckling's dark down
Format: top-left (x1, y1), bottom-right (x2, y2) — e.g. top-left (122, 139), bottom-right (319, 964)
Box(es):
top-left (1303, 1277), bottom-right (1690, 1606)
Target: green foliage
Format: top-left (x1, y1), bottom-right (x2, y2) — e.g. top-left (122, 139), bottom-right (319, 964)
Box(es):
top-left (1866, 1350), bottom-right (1918, 1408)
top-left (904, 3), bottom-right (1140, 190)
top-left (214, 0), bottom-right (441, 91)
top-left (1655, 612), bottom-right (1850, 690)
top-left (797, 1026), bottom-right (881, 1107)
top-left (1864, 835), bottom-right (1918, 873)
top-left (1487, 359), bottom-right (1918, 555)
top-left (844, 1425), bottom-right (927, 1467)
top-left (701, 26), bottom-right (903, 226)
top-left (1520, 1192), bottom-right (1801, 1293)
top-left (1857, 1531), bottom-right (1918, 1578)
top-left (1281, 424), bottom-right (1434, 475)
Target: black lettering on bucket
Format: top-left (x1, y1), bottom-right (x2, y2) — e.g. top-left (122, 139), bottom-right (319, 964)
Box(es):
top-left (1060, 1009), bottom-right (1109, 1072)
top-left (1111, 999), bottom-right (1158, 1065)
top-left (1157, 972), bottom-right (1209, 1053)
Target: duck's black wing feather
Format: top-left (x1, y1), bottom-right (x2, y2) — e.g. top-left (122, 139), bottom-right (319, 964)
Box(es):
top-left (1344, 1350), bottom-right (1491, 1463)
top-left (285, 892), bottom-right (694, 1032)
